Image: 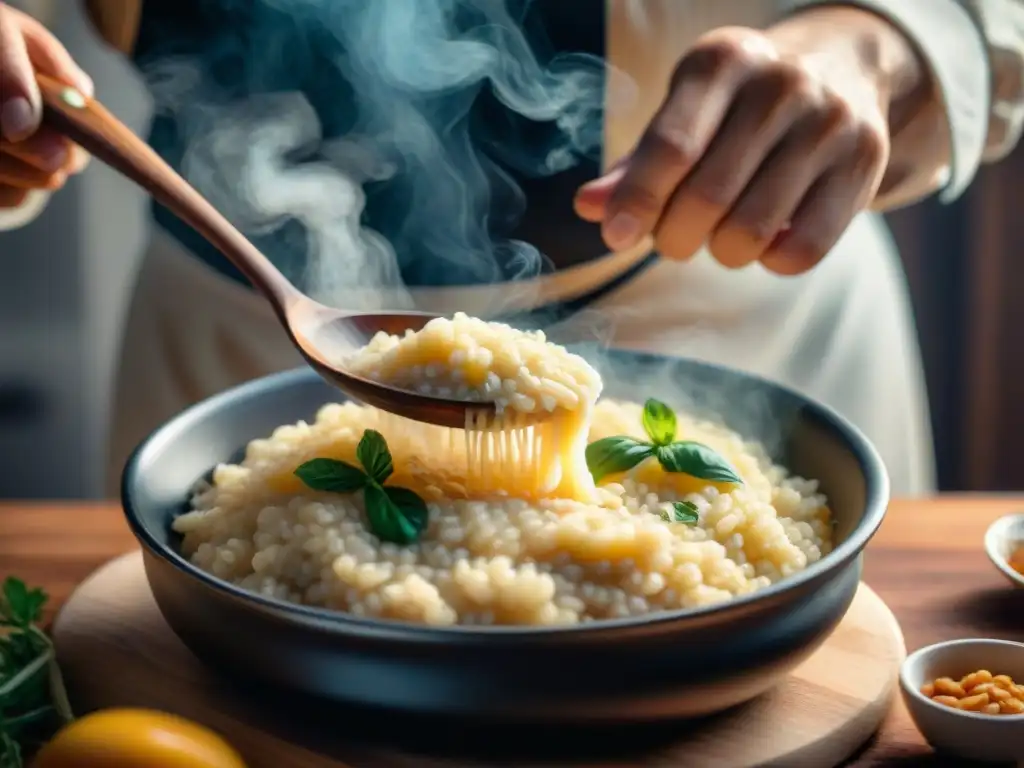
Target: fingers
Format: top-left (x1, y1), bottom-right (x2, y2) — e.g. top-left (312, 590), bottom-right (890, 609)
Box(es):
top-left (653, 65), bottom-right (816, 263)
top-left (18, 10), bottom-right (93, 97)
top-left (760, 134), bottom-right (886, 275)
top-left (0, 3), bottom-right (41, 141)
top-left (596, 30), bottom-right (773, 251)
top-left (706, 102), bottom-right (856, 269)
top-left (574, 23), bottom-right (891, 275)
top-left (0, 3), bottom-right (92, 198)
top-left (0, 186), bottom-right (29, 208)
top-left (1, 129), bottom-right (70, 171)
top-left (2, 133), bottom-right (89, 174)
top-left (713, 106), bottom-right (887, 273)
top-left (0, 152), bottom-right (66, 190)
top-left (1, 3), bottom-right (93, 142)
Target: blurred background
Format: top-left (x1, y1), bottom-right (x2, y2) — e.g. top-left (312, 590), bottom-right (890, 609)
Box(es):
top-left (1, 0), bottom-right (1022, 498)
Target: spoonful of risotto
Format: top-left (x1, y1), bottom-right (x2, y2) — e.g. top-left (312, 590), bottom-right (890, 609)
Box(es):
top-left (37, 76), bottom-right (601, 430)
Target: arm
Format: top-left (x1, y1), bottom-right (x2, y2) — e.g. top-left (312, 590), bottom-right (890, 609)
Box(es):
top-left (784, 0), bottom-right (1024, 210)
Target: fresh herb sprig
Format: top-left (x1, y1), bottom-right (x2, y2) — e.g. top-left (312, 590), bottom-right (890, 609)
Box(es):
top-left (0, 577), bottom-right (73, 768)
top-left (586, 398), bottom-right (743, 487)
top-left (294, 430), bottom-right (429, 545)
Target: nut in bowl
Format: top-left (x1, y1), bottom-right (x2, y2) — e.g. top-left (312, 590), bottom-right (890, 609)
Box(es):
top-left (899, 638), bottom-right (1024, 763)
top-left (985, 513), bottom-right (1024, 588)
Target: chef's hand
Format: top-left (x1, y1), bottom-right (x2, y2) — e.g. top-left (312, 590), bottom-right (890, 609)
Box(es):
top-left (574, 7), bottom-right (923, 275)
top-left (0, 1), bottom-right (91, 209)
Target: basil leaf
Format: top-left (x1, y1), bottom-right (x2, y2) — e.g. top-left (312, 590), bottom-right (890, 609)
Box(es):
top-left (642, 398), bottom-right (677, 446)
top-left (667, 501), bottom-right (699, 524)
top-left (357, 429), bottom-right (394, 485)
top-left (585, 436), bottom-right (655, 483)
top-left (655, 441), bottom-right (743, 484)
top-left (363, 484), bottom-right (429, 545)
top-left (294, 458), bottom-right (367, 493)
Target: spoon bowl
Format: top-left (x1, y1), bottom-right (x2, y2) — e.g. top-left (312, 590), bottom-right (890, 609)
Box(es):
top-left (37, 75), bottom-right (498, 429)
top-left (288, 305), bottom-right (491, 428)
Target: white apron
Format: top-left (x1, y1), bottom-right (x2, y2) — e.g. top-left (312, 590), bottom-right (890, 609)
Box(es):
top-left (105, 0), bottom-right (936, 496)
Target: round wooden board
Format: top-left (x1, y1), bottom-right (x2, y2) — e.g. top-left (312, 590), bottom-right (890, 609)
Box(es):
top-left (53, 552), bottom-right (905, 768)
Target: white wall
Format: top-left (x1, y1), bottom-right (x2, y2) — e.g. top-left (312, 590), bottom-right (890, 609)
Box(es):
top-left (1, 0), bottom-right (152, 497)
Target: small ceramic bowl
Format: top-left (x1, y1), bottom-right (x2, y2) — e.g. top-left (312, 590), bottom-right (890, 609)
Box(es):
top-left (984, 514), bottom-right (1024, 589)
top-left (900, 638), bottom-right (1024, 763)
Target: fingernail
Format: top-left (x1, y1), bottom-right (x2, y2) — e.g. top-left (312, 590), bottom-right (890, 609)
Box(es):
top-left (604, 211), bottom-right (642, 249)
top-left (1, 98), bottom-right (35, 141)
top-left (587, 165), bottom-right (628, 190)
top-left (71, 72), bottom-right (95, 99)
top-left (68, 145), bottom-right (91, 173)
top-left (44, 171), bottom-right (68, 190)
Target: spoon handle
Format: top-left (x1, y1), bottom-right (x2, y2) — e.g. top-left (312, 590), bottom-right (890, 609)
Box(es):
top-left (36, 74), bottom-right (298, 305)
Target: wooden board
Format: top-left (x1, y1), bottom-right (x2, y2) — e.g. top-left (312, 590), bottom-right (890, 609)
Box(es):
top-left (52, 552), bottom-right (906, 768)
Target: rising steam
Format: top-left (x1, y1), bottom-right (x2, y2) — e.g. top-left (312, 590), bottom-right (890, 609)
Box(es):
top-left (141, 0), bottom-right (609, 311)
top-left (137, 1), bottom-right (799, 459)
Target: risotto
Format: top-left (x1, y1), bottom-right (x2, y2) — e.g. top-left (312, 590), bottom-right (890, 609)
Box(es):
top-left (346, 313), bottom-right (603, 501)
top-left (173, 405), bottom-right (833, 627)
top-left (174, 313), bottom-right (832, 626)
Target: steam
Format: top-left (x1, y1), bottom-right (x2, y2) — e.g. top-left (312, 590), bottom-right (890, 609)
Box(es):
top-left (142, 0), bottom-right (608, 311)
top-left (139, 0), bottom-right (790, 457)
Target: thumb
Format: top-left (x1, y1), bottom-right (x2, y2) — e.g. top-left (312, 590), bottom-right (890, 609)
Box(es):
top-left (0, 4), bottom-right (42, 141)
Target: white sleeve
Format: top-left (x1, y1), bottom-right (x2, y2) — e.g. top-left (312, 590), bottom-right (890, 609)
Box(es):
top-left (0, 190), bottom-right (52, 232)
top-left (962, 0), bottom-right (1024, 163)
top-left (783, 0), bottom-right (1024, 203)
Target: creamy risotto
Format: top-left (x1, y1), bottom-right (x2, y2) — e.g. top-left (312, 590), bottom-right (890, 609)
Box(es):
top-left (173, 317), bottom-right (833, 627)
top-left (346, 313), bottom-right (602, 501)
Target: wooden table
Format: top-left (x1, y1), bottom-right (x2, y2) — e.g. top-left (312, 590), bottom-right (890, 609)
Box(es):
top-left (1, 496), bottom-right (1022, 767)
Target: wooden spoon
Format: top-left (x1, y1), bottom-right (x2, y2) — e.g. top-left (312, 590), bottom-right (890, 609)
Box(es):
top-left (37, 74), bottom-right (495, 429)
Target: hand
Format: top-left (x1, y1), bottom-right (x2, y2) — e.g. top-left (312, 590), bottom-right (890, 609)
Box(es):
top-left (0, 2), bottom-right (92, 209)
top-left (575, 9), bottom-right (921, 275)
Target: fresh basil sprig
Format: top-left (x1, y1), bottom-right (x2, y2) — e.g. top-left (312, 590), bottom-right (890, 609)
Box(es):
top-left (294, 430), bottom-right (428, 545)
top-left (585, 398), bottom-right (743, 486)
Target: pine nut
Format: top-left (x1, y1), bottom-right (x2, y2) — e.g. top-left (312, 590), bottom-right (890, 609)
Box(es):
top-left (958, 692), bottom-right (990, 711)
top-left (921, 669), bottom-right (1024, 716)
top-left (934, 677), bottom-right (967, 697)
top-left (1000, 697), bottom-right (1024, 714)
top-left (989, 686), bottom-right (1012, 702)
top-left (961, 670), bottom-right (993, 690)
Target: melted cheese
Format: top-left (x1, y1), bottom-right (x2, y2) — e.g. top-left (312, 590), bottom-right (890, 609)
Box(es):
top-left (340, 313), bottom-right (603, 502)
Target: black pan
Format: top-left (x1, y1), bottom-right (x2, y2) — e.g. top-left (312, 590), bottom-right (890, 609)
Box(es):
top-left (121, 353), bottom-right (888, 724)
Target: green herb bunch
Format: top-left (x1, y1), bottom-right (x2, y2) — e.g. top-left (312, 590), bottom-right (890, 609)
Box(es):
top-left (585, 398), bottom-right (743, 525)
top-left (0, 578), bottom-right (73, 768)
top-left (294, 430), bottom-right (429, 545)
